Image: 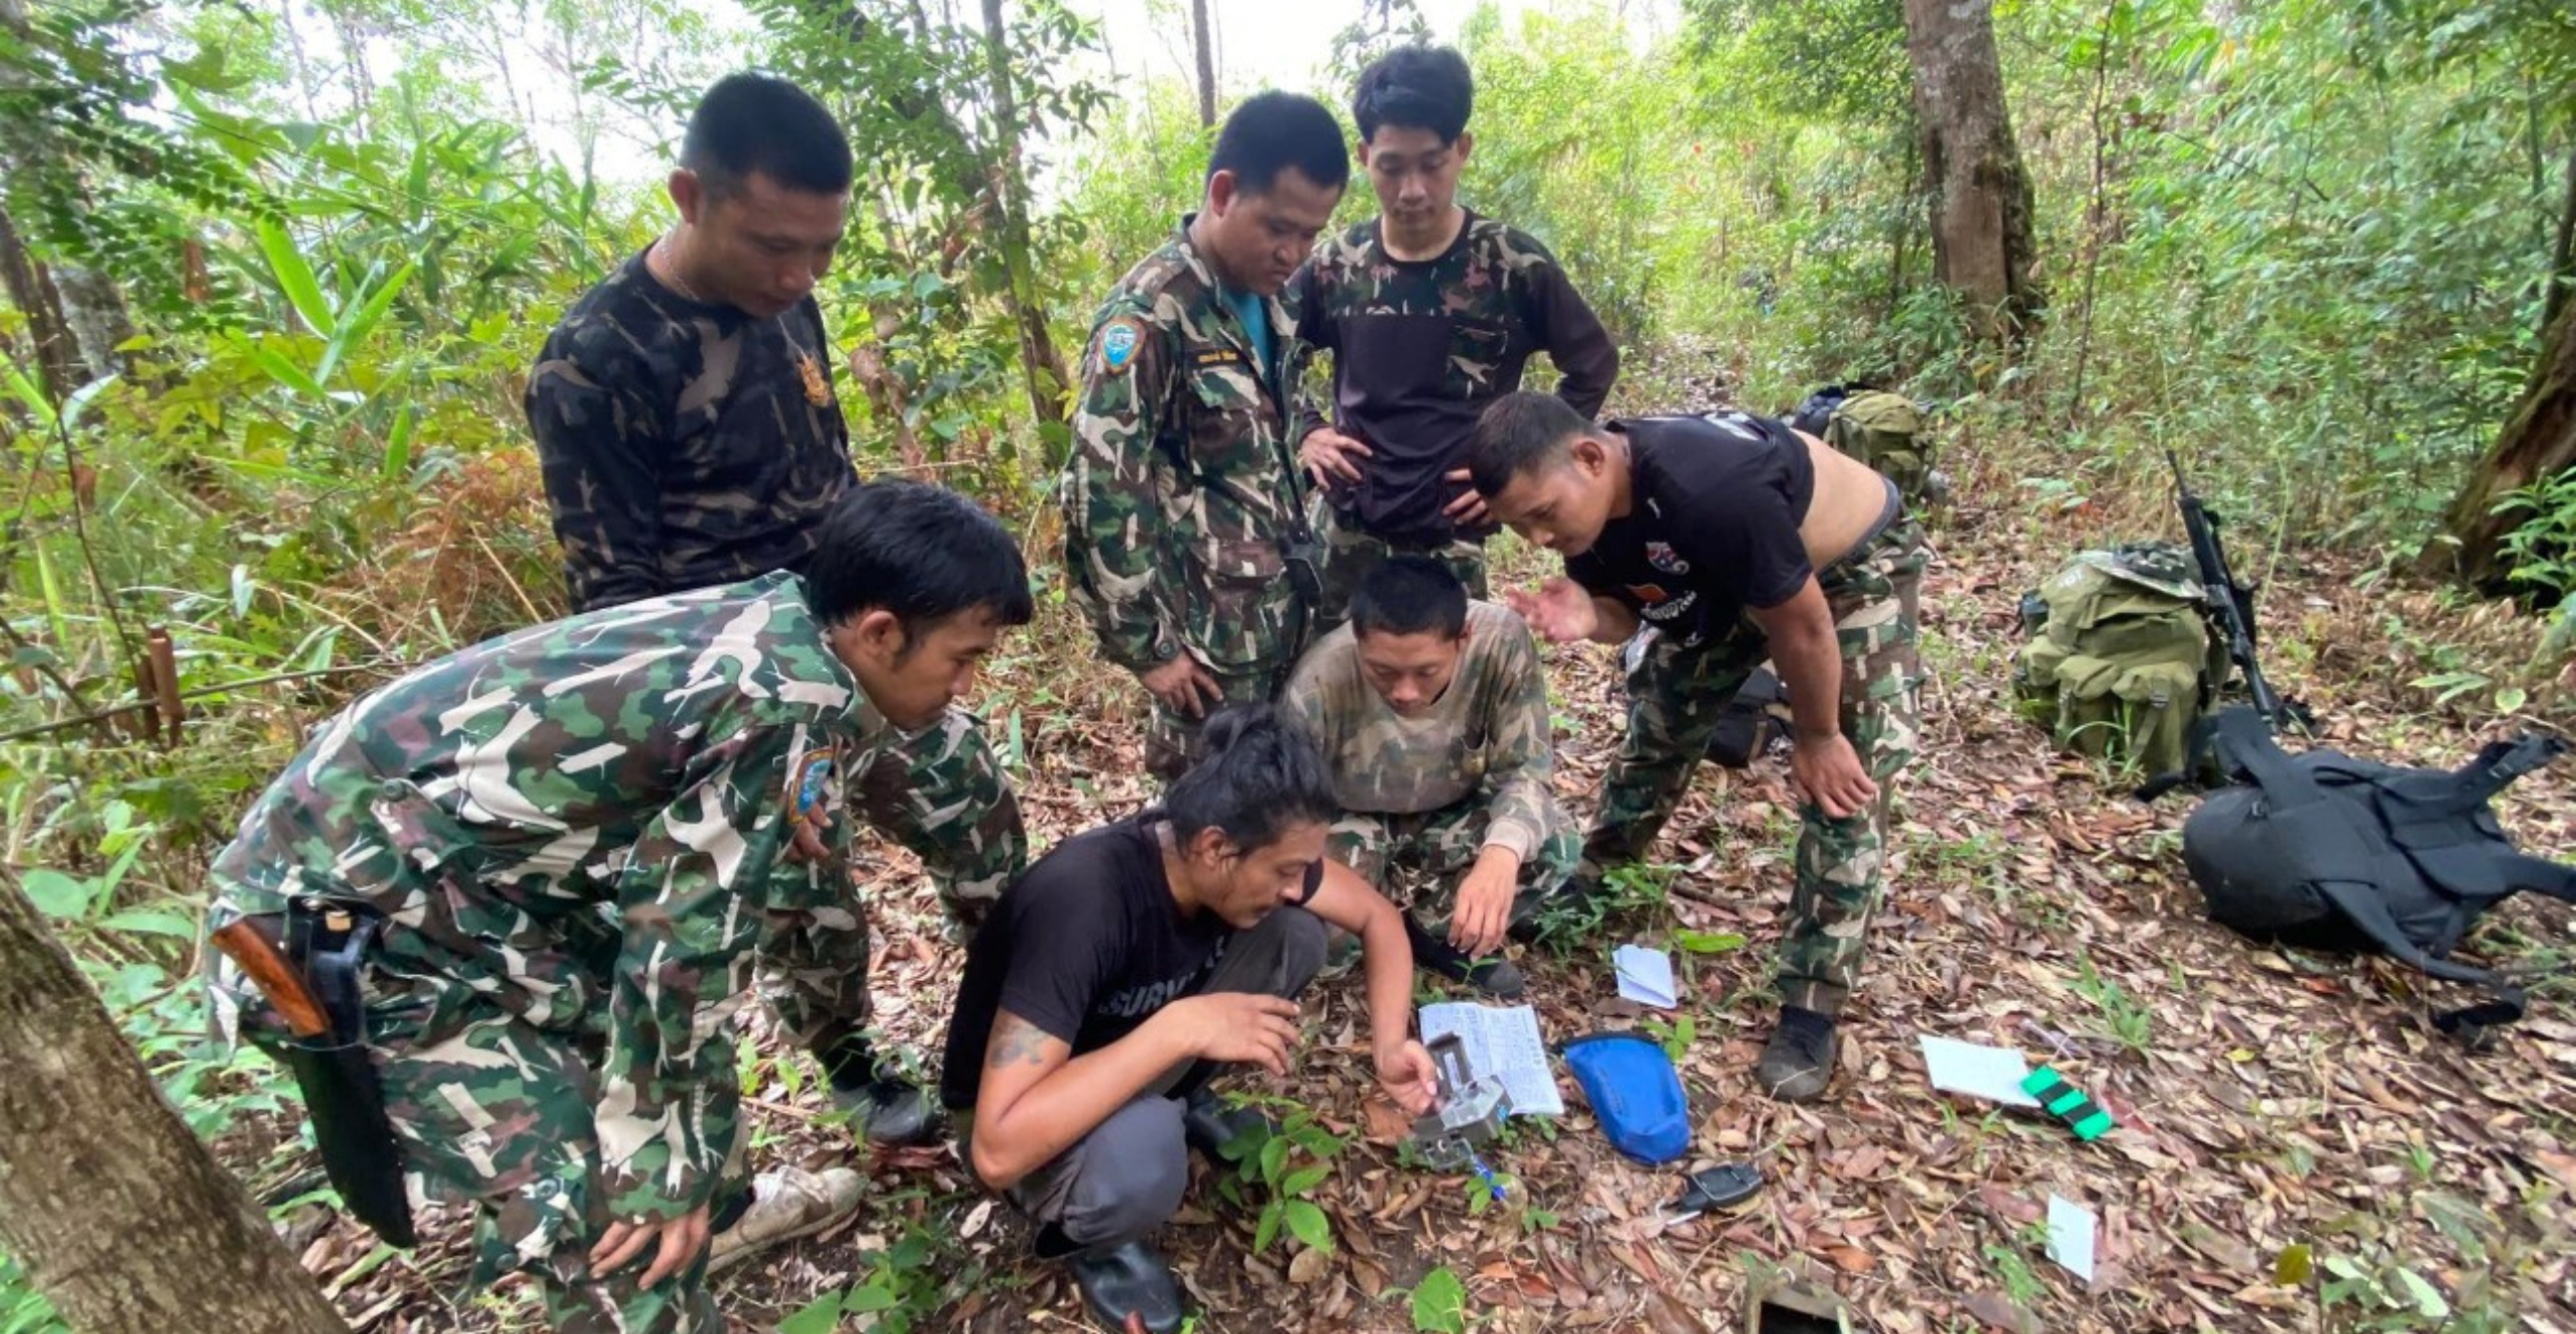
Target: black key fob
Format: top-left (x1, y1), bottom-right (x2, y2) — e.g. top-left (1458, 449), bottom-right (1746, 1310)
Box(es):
top-left (1665, 1163), bottom-right (1763, 1221)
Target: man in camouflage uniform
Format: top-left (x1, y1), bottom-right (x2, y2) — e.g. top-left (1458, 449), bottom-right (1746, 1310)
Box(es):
top-left (207, 483), bottom-right (1034, 1332)
top-left (1470, 394), bottom-right (1928, 1102)
top-left (1289, 46), bottom-right (1619, 627)
top-left (527, 74), bottom-right (1021, 1127)
top-left (1062, 92), bottom-right (1350, 781)
top-left (1283, 556), bottom-right (1577, 998)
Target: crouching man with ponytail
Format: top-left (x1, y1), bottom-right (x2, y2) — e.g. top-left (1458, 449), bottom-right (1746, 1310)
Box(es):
top-left (940, 706), bottom-right (1440, 1333)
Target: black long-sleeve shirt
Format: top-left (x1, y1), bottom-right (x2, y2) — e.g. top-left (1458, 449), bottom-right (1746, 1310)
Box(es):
top-left (525, 252), bottom-right (854, 612)
top-left (1289, 213), bottom-right (1620, 546)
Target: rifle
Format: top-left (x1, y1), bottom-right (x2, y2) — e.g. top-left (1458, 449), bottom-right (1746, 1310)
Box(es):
top-left (2167, 451), bottom-right (2287, 729)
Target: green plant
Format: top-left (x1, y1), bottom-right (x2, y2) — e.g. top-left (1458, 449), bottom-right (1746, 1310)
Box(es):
top-left (1405, 1265), bottom-right (1468, 1333)
top-left (778, 1211), bottom-right (981, 1334)
top-left (1982, 1238), bottom-right (2045, 1307)
top-left (1642, 1011), bottom-right (1698, 1065)
top-left (0, 1254), bottom-right (67, 1334)
top-left (1528, 861), bottom-right (1676, 952)
top-left (2068, 952), bottom-right (2154, 1057)
top-left (1216, 1099), bottom-right (1346, 1256)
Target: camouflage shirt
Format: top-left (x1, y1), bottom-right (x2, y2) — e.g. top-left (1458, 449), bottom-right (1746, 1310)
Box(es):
top-left (527, 252), bottom-right (855, 613)
top-left (1061, 219), bottom-right (1309, 676)
top-left (1282, 600), bottom-right (1557, 860)
top-left (1288, 213), bottom-right (1619, 545)
top-left (208, 572), bottom-right (882, 1222)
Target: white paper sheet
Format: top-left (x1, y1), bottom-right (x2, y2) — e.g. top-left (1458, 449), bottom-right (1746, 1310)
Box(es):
top-left (2046, 1194), bottom-right (2098, 1283)
top-left (1917, 1035), bottom-right (2041, 1108)
top-left (1614, 945), bottom-right (1677, 1008)
top-left (1418, 1001), bottom-right (1565, 1117)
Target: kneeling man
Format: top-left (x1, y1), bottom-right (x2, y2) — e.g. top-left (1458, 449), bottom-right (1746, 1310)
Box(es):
top-left (943, 707), bottom-right (1438, 1334)
top-left (208, 481), bottom-right (1033, 1331)
top-left (1468, 393), bottom-right (1927, 1102)
top-left (1284, 556), bottom-right (1578, 997)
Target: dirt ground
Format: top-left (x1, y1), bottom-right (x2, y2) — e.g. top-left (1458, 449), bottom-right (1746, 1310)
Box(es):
top-left (275, 450), bottom-right (2576, 1334)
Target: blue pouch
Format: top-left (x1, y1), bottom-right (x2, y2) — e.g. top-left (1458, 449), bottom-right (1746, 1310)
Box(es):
top-left (1563, 1031), bottom-right (1690, 1165)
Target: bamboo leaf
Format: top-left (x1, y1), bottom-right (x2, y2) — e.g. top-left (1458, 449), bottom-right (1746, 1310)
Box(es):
top-left (316, 259), bottom-right (416, 385)
top-left (256, 217), bottom-right (336, 337)
top-left (245, 343), bottom-right (328, 401)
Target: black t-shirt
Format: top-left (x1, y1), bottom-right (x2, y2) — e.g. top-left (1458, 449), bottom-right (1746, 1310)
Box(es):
top-left (1566, 412), bottom-right (1816, 651)
top-left (939, 815), bottom-right (1321, 1110)
top-left (1289, 213), bottom-right (1621, 546)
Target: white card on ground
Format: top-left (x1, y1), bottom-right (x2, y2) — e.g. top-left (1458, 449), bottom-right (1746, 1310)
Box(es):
top-left (1418, 1001), bottom-right (1566, 1117)
top-left (2046, 1194), bottom-right (2098, 1283)
top-left (1614, 944), bottom-right (1677, 1008)
top-left (1917, 1035), bottom-right (2041, 1108)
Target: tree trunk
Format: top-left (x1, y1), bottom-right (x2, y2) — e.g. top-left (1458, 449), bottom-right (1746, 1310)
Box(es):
top-left (0, 205), bottom-right (81, 407)
top-left (2426, 296), bottom-right (2576, 590)
top-left (1900, 0), bottom-right (2042, 341)
top-left (0, 878), bottom-right (353, 1334)
top-left (0, 0), bottom-right (136, 391)
top-left (1190, 0), bottom-right (1217, 129)
top-left (976, 0), bottom-right (1070, 438)
top-left (2544, 148), bottom-right (2574, 336)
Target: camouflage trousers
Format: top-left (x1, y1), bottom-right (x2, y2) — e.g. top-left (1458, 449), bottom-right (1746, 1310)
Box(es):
top-left (234, 1005), bottom-right (742, 1334)
top-left (1328, 799), bottom-right (1581, 938)
top-left (1588, 518), bottom-right (1928, 1017)
top-left (417, 1018), bottom-right (737, 1332)
top-left (850, 706), bottom-right (1026, 921)
top-left (1312, 502), bottom-right (1489, 635)
top-left (222, 859), bottom-right (838, 1330)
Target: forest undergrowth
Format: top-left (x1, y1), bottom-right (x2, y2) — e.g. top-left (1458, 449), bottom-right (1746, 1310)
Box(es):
top-left (171, 412), bottom-right (2576, 1334)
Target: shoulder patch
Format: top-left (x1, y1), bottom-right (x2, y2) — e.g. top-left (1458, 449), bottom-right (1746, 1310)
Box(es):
top-left (788, 749), bottom-right (834, 826)
top-left (1097, 317), bottom-right (1146, 376)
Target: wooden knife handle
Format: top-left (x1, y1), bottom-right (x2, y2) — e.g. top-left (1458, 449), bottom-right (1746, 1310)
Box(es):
top-left (210, 917), bottom-right (331, 1040)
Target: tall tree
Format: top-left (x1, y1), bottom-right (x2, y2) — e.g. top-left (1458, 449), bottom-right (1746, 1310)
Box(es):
top-left (2427, 297), bottom-right (2576, 588)
top-left (0, 877), bottom-right (353, 1334)
top-left (978, 0), bottom-right (1070, 433)
top-left (1189, 0), bottom-right (1216, 129)
top-left (0, 0), bottom-right (137, 400)
top-left (1898, 0), bottom-right (2040, 339)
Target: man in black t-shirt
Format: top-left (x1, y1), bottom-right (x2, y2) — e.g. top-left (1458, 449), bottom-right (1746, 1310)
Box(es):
top-left (1288, 45), bottom-right (1619, 628)
top-left (1467, 392), bottom-right (1930, 1103)
top-left (943, 709), bottom-right (1438, 1334)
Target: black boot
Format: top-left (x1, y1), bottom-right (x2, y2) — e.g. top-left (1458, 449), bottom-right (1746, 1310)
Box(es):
top-left (1043, 1228), bottom-right (1185, 1334)
top-left (1179, 1086), bottom-right (1275, 1161)
top-left (1754, 1005), bottom-right (1839, 1103)
top-left (1404, 913), bottom-right (1525, 998)
top-left (823, 1043), bottom-right (944, 1147)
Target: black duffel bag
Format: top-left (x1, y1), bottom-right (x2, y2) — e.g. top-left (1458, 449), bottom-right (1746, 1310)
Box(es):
top-left (2181, 706), bottom-right (2576, 1034)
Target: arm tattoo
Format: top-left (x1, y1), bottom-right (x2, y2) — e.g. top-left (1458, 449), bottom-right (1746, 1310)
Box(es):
top-left (987, 1013), bottom-right (1054, 1069)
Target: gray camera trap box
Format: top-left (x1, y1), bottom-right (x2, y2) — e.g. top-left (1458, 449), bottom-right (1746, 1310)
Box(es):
top-left (1408, 1033), bottom-right (1512, 1169)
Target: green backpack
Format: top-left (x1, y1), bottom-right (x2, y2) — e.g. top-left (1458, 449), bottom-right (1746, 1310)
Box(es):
top-left (1825, 391), bottom-right (1933, 501)
top-left (2014, 542), bottom-right (2225, 777)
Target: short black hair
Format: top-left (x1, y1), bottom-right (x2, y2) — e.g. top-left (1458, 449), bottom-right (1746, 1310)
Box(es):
top-left (1468, 391), bottom-right (1593, 496)
top-left (1165, 704), bottom-right (1337, 853)
top-left (1353, 45), bottom-right (1473, 145)
top-left (1349, 556), bottom-right (1468, 639)
top-left (804, 480), bottom-right (1034, 635)
top-left (1209, 91), bottom-right (1350, 196)
top-left (681, 72), bottom-right (854, 201)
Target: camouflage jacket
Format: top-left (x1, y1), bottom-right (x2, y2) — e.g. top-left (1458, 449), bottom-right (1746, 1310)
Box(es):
top-left (527, 252), bottom-right (855, 613)
top-left (1061, 219), bottom-right (1309, 676)
top-left (1288, 213), bottom-right (1620, 545)
top-left (208, 572), bottom-right (881, 1222)
top-left (1282, 600), bottom-right (1557, 860)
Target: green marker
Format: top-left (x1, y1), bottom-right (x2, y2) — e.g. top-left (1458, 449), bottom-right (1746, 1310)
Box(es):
top-left (2022, 1066), bottom-right (2114, 1141)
